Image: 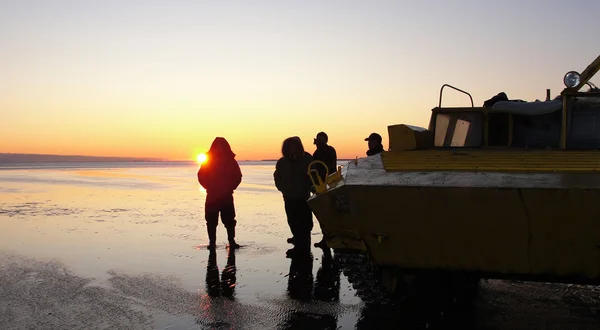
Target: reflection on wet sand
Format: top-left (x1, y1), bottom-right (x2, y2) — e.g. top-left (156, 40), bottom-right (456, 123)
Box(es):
top-left (2, 252), bottom-right (600, 330)
top-left (196, 248), bottom-right (240, 329)
top-left (278, 310), bottom-right (338, 330)
top-left (286, 251), bottom-right (313, 302)
top-left (314, 248), bottom-right (341, 303)
top-left (2, 164), bottom-right (600, 329)
top-left (354, 291), bottom-right (478, 330)
top-left (283, 248), bottom-right (482, 330)
top-left (0, 254), bottom-right (154, 330)
top-left (205, 248), bottom-right (237, 299)
top-left (280, 250), bottom-right (339, 330)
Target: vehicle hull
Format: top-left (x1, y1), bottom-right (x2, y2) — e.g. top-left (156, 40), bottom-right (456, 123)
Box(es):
top-left (307, 154), bottom-right (600, 285)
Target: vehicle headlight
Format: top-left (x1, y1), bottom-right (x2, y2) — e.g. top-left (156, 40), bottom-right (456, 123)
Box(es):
top-left (564, 71), bottom-right (581, 88)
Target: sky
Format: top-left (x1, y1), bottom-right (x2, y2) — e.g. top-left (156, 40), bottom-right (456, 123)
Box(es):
top-left (1, 0), bottom-right (599, 161)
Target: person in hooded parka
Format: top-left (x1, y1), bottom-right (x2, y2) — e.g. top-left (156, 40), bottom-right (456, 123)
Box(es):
top-left (198, 137), bottom-right (243, 250)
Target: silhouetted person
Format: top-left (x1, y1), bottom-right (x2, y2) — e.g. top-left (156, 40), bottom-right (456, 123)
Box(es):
top-left (312, 132), bottom-right (337, 180)
top-left (311, 132), bottom-right (337, 249)
top-left (313, 248), bottom-right (341, 303)
top-left (273, 137), bottom-right (314, 257)
top-left (205, 248), bottom-right (237, 300)
top-left (198, 137), bottom-right (242, 249)
top-left (365, 132), bottom-right (385, 156)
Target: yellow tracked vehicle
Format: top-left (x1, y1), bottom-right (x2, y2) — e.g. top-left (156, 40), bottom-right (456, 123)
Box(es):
top-left (307, 54), bottom-right (600, 305)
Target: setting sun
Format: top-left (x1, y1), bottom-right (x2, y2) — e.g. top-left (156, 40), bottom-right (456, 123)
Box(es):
top-left (196, 153), bottom-right (208, 164)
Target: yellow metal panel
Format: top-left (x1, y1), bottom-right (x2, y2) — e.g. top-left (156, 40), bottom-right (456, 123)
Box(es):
top-left (522, 189), bottom-right (600, 279)
top-left (387, 124), bottom-right (433, 151)
top-left (346, 186), bottom-right (531, 274)
top-left (325, 234), bottom-right (367, 251)
top-left (310, 184), bottom-right (600, 281)
top-left (307, 188), bottom-right (367, 252)
top-left (381, 150), bottom-right (600, 172)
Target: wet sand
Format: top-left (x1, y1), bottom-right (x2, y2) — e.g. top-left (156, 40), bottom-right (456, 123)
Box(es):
top-left (0, 163), bottom-right (599, 329)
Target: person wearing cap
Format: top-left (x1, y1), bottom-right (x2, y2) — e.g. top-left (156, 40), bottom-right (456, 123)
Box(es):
top-left (312, 132), bottom-right (337, 249)
top-left (312, 132), bottom-right (337, 180)
top-left (365, 133), bottom-right (385, 156)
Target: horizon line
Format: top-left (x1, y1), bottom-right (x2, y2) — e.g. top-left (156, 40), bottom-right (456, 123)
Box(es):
top-left (0, 152), bottom-right (356, 163)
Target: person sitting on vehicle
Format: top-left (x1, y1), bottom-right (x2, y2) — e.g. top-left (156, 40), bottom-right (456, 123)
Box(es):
top-left (365, 132), bottom-right (385, 156)
top-left (312, 132), bottom-right (337, 181)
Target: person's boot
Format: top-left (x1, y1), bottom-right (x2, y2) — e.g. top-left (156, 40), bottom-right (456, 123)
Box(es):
top-left (226, 226), bottom-right (240, 249)
top-left (313, 237), bottom-right (328, 249)
top-left (207, 225), bottom-right (217, 250)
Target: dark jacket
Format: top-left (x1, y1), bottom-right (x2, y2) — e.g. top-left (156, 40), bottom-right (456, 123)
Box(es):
top-left (366, 144), bottom-right (384, 156)
top-left (274, 152), bottom-right (314, 201)
top-left (312, 144), bottom-right (337, 181)
top-left (198, 137), bottom-right (242, 207)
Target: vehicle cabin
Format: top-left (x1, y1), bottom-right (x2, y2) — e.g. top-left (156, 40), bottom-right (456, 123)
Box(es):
top-left (388, 54), bottom-right (600, 152)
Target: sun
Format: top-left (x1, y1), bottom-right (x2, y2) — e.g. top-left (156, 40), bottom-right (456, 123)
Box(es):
top-left (196, 153), bottom-right (208, 164)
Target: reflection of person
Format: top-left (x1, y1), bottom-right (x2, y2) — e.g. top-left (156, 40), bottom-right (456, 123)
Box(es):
top-left (198, 137), bottom-right (243, 249)
top-left (279, 251), bottom-right (338, 330)
top-left (286, 250), bottom-right (314, 302)
top-left (365, 133), bottom-right (385, 156)
top-left (205, 249), bottom-right (221, 297)
top-left (273, 137), bottom-right (314, 256)
top-left (313, 248), bottom-right (341, 303)
top-left (220, 248), bottom-right (237, 298)
top-left (205, 248), bottom-right (237, 299)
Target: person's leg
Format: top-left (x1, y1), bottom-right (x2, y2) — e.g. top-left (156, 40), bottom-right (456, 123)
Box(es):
top-left (221, 199), bottom-right (240, 249)
top-left (284, 198), bottom-right (297, 244)
top-left (314, 232), bottom-right (328, 248)
top-left (205, 209), bottom-right (219, 249)
top-left (205, 196), bottom-right (220, 249)
top-left (293, 200), bottom-right (313, 252)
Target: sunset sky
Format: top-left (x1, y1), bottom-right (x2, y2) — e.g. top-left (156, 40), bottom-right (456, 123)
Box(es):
top-left (1, 0), bottom-right (599, 161)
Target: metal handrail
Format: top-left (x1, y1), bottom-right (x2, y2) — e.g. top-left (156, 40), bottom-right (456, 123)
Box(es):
top-left (438, 84), bottom-right (474, 108)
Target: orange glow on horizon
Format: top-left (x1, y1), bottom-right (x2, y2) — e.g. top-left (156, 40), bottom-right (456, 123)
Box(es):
top-left (1, 127), bottom-right (403, 161)
top-left (0, 136), bottom-right (393, 161)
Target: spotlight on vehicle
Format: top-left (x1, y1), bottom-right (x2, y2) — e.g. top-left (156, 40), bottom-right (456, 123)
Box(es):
top-left (564, 71), bottom-right (581, 88)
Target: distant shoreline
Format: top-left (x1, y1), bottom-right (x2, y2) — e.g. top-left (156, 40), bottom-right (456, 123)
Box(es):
top-left (260, 159), bottom-right (354, 162)
top-left (0, 153), bottom-right (169, 163)
top-left (0, 153), bottom-right (356, 163)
